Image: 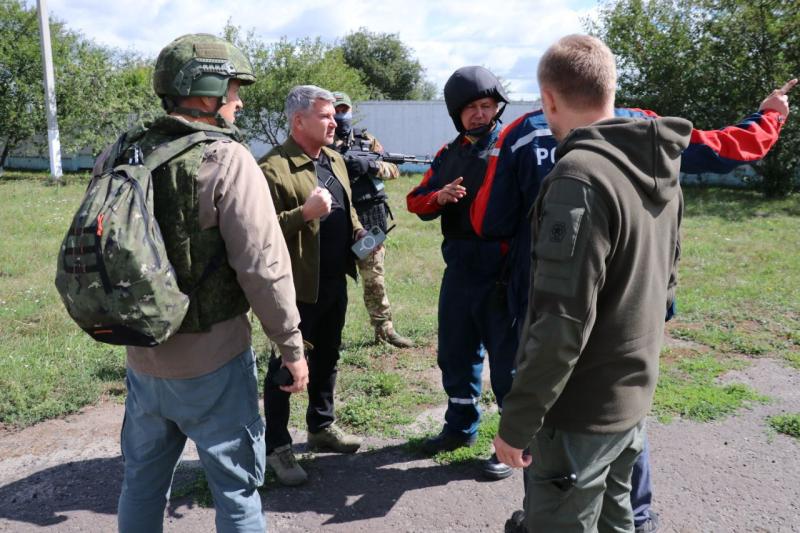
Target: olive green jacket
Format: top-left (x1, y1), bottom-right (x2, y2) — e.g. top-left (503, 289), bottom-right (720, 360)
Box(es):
top-left (259, 136), bottom-right (362, 303)
top-left (499, 117), bottom-right (691, 448)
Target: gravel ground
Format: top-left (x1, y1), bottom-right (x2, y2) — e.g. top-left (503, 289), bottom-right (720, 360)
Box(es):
top-left (0, 356), bottom-right (797, 532)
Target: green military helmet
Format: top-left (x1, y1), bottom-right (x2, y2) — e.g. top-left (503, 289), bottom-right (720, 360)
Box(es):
top-left (153, 33), bottom-right (255, 99)
top-left (332, 91), bottom-right (352, 109)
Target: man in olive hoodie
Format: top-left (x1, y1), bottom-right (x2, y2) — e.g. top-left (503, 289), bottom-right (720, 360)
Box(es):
top-left (494, 34), bottom-right (690, 532)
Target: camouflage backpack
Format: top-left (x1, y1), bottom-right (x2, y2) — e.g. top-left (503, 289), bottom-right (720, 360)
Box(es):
top-left (55, 131), bottom-right (227, 347)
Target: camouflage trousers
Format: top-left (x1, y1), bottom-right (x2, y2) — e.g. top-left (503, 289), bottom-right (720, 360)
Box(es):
top-left (356, 246), bottom-right (391, 327)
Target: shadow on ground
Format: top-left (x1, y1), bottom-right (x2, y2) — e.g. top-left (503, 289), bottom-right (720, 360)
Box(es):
top-left (0, 456), bottom-right (122, 526)
top-left (0, 443), bottom-right (483, 528)
top-left (258, 443), bottom-right (482, 526)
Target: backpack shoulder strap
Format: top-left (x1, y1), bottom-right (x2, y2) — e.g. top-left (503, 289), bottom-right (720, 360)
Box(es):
top-left (143, 131), bottom-right (231, 171)
top-left (100, 132), bottom-right (130, 174)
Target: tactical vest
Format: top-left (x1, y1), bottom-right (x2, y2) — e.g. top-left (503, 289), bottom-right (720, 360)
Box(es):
top-left (347, 128), bottom-right (388, 206)
top-left (122, 116), bottom-right (250, 333)
top-left (437, 133), bottom-right (496, 240)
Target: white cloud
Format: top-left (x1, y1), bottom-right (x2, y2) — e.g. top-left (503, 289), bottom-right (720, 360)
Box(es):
top-left (38, 0), bottom-right (599, 100)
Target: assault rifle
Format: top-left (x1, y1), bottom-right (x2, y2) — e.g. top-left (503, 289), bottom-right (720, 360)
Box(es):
top-left (342, 149), bottom-right (433, 169)
top-left (338, 128), bottom-right (433, 170)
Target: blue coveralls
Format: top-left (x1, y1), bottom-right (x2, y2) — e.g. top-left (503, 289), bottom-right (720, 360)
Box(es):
top-left (407, 124), bottom-right (517, 437)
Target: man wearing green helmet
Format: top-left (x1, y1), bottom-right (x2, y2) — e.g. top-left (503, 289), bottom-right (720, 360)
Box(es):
top-left (101, 33), bottom-right (308, 532)
top-left (152, 32), bottom-right (256, 125)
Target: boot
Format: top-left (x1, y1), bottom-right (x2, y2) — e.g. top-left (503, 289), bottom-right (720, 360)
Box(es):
top-left (375, 322), bottom-right (414, 348)
top-left (307, 423), bottom-right (362, 453)
top-left (504, 510), bottom-right (527, 533)
top-left (266, 444), bottom-right (307, 486)
top-left (635, 511), bottom-right (660, 533)
top-left (420, 428), bottom-right (477, 455)
top-left (483, 452), bottom-right (513, 480)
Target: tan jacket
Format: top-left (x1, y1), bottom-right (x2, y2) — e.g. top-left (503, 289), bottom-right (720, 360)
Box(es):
top-left (94, 120), bottom-right (304, 377)
top-left (258, 136), bottom-right (363, 304)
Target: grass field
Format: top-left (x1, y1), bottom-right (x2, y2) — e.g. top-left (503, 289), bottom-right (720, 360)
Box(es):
top-left (1, 172), bottom-right (798, 440)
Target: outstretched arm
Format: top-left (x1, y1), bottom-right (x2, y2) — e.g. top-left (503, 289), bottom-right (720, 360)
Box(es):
top-left (681, 78), bottom-right (795, 174)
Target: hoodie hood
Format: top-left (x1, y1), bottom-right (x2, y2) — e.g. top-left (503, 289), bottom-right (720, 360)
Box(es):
top-left (557, 116), bottom-right (692, 204)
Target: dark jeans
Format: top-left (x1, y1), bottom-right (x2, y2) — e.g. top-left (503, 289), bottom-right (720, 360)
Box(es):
top-left (264, 276), bottom-right (348, 453)
top-left (631, 435), bottom-right (653, 526)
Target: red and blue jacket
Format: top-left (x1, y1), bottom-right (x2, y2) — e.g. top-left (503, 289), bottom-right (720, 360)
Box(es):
top-left (407, 124), bottom-right (501, 221)
top-left (469, 107), bottom-right (784, 319)
top-left (407, 124), bottom-right (509, 277)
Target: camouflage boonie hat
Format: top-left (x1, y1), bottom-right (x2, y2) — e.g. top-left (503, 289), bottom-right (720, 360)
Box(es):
top-left (332, 91), bottom-right (352, 109)
top-left (153, 33), bottom-right (255, 98)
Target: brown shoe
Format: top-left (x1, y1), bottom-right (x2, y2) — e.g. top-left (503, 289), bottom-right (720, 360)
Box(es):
top-left (307, 423), bottom-right (362, 453)
top-left (375, 323), bottom-right (414, 348)
top-left (267, 444), bottom-right (308, 486)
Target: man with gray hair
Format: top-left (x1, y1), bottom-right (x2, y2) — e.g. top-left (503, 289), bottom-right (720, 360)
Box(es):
top-left (259, 85), bottom-right (366, 486)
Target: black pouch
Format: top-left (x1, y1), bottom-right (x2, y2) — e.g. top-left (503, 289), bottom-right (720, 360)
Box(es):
top-left (269, 366), bottom-right (294, 387)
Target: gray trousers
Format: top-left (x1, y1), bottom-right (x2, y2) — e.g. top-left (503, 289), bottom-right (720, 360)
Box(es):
top-left (524, 420), bottom-right (646, 533)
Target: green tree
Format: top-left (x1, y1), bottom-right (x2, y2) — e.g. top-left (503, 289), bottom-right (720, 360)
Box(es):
top-left (60, 49), bottom-right (160, 155)
top-left (0, 0), bottom-right (47, 168)
top-left (53, 48), bottom-right (160, 158)
top-left (225, 24), bottom-right (369, 146)
top-left (589, 0), bottom-right (800, 196)
top-left (0, 1), bottom-right (160, 170)
top-left (340, 28), bottom-right (436, 100)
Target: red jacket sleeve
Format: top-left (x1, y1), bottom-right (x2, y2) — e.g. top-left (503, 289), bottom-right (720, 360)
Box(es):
top-left (406, 144), bottom-right (448, 217)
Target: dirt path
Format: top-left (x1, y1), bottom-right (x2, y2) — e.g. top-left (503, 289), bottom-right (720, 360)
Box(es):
top-left (1, 356), bottom-right (798, 532)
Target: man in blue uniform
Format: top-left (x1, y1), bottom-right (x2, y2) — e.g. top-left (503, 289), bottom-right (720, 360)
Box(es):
top-left (407, 66), bottom-right (518, 481)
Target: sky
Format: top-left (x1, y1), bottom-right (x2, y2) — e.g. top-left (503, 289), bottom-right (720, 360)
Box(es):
top-left (38, 0), bottom-right (600, 101)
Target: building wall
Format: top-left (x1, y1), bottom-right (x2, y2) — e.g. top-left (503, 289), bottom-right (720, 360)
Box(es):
top-left (6, 154), bottom-right (94, 172)
top-left (353, 99), bottom-right (540, 157)
top-left (247, 99), bottom-right (540, 160)
top-left (6, 100), bottom-right (761, 187)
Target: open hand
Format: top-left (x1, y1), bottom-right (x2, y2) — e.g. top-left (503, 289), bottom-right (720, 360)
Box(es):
top-left (436, 176), bottom-right (467, 205)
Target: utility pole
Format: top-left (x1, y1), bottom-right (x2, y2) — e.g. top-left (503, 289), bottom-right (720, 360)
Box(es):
top-left (37, 0), bottom-right (63, 184)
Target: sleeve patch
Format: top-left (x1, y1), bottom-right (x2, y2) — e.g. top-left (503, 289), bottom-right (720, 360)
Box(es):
top-left (533, 203), bottom-right (585, 295)
top-left (534, 203), bottom-right (585, 262)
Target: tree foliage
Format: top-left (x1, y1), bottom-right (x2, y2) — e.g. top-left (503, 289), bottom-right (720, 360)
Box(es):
top-left (589, 0), bottom-right (800, 196)
top-left (61, 50), bottom-right (160, 156)
top-left (0, 0), bottom-right (159, 169)
top-left (0, 7), bottom-right (437, 164)
top-left (0, 0), bottom-right (48, 168)
top-left (226, 24), bottom-right (370, 146)
top-left (341, 28), bottom-right (436, 100)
